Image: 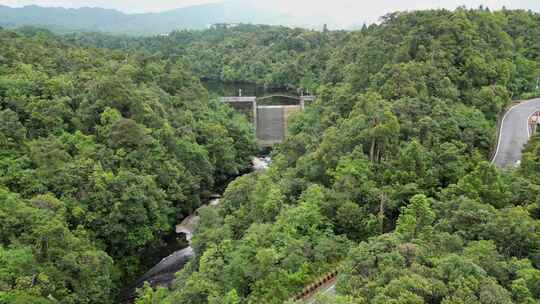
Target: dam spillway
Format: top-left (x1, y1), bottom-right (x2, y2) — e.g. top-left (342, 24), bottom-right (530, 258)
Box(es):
top-left (220, 95), bottom-right (315, 146)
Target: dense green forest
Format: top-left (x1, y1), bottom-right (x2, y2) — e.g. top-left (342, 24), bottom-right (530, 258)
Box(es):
top-left (64, 24), bottom-right (345, 91)
top-left (143, 8), bottom-right (540, 304)
top-left (1, 7), bottom-right (540, 304)
top-left (0, 26), bottom-right (257, 303)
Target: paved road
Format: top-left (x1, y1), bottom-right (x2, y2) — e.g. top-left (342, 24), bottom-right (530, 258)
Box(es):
top-left (305, 279), bottom-right (337, 304)
top-left (492, 98), bottom-right (540, 168)
top-left (302, 98), bottom-right (540, 303)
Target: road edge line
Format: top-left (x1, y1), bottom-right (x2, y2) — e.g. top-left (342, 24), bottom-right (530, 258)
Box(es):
top-left (491, 101), bottom-right (521, 165)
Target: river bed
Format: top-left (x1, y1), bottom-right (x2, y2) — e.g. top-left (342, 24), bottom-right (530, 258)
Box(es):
top-left (122, 156), bottom-right (271, 300)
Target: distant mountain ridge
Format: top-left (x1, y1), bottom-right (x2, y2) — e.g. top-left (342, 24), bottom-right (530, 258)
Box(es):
top-left (0, 2), bottom-right (334, 35)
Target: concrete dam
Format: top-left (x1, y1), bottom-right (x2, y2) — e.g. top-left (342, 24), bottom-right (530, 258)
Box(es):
top-left (220, 95), bottom-right (315, 146)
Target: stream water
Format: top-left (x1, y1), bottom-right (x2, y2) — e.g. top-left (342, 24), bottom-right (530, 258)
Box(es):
top-left (122, 81), bottom-right (281, 300)
top-left (122, 157), bottom-right (271, 301)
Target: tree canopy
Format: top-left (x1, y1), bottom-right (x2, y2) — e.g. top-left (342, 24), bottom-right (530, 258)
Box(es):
top-left (154, 8), bottom-right (540, 304)
top-left (1, 6), bottom-right (540, 304)
top-left (0, 27), bottom-right (257, 303)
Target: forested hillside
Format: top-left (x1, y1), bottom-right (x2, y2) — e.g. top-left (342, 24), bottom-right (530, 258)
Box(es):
top-left (1, 7), bottom-right (540, 304)
top-left (0, 28), bottom-right (256, 303)
top-left (0, 2), bottom-right (330, 36)
top-left (134, 8), bottom-right (540, 304)
top-left (64, 24), bottom-right (345, 91)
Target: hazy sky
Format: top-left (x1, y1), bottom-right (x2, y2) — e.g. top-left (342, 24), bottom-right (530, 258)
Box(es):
top-left (2, 0), bottom-right (540, 25)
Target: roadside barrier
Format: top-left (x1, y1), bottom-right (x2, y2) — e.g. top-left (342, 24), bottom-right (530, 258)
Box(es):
top-left (288, 270), bottom-right (339, 302)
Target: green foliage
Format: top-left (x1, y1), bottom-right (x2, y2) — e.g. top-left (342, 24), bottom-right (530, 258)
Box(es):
top-left (0, 188), bottom-right (115, 303)
top-left (520, 134), bottom-right (540, 184)
top-left (162, 8), bottom-right (540, 304)
top-left (2, 7), bottom-right (540, 304)
top-left (395, 194), bottom-right (435, 240)
top-left (171, 178), bottom-right (350, 303)
top-left (135, 283), bottom-right (170, 304)
top-left (0, 27), bottom-right (256, 302)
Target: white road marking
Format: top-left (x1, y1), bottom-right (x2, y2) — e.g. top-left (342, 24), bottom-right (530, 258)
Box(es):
top-left (492, 102), bottom-right (521, 164)
top-left (305, 282), bottom-right (337, 304)
top-left (491, 98), bottom-right (540, 168)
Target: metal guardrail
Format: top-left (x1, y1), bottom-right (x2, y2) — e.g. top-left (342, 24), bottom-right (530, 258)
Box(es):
top-left (289, 270), bottom-right (339, 303)
top-left (219, 96), bottom-right (257, 102)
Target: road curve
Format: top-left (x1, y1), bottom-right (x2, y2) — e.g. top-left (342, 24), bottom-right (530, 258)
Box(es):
top-left (304, 99), bottom-right (540, 303)
top-left (492, 98), bottom-right (540, 169)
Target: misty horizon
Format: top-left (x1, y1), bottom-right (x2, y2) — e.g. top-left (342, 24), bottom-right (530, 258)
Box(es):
top-left (2, 0), bottom-right (540, 28)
